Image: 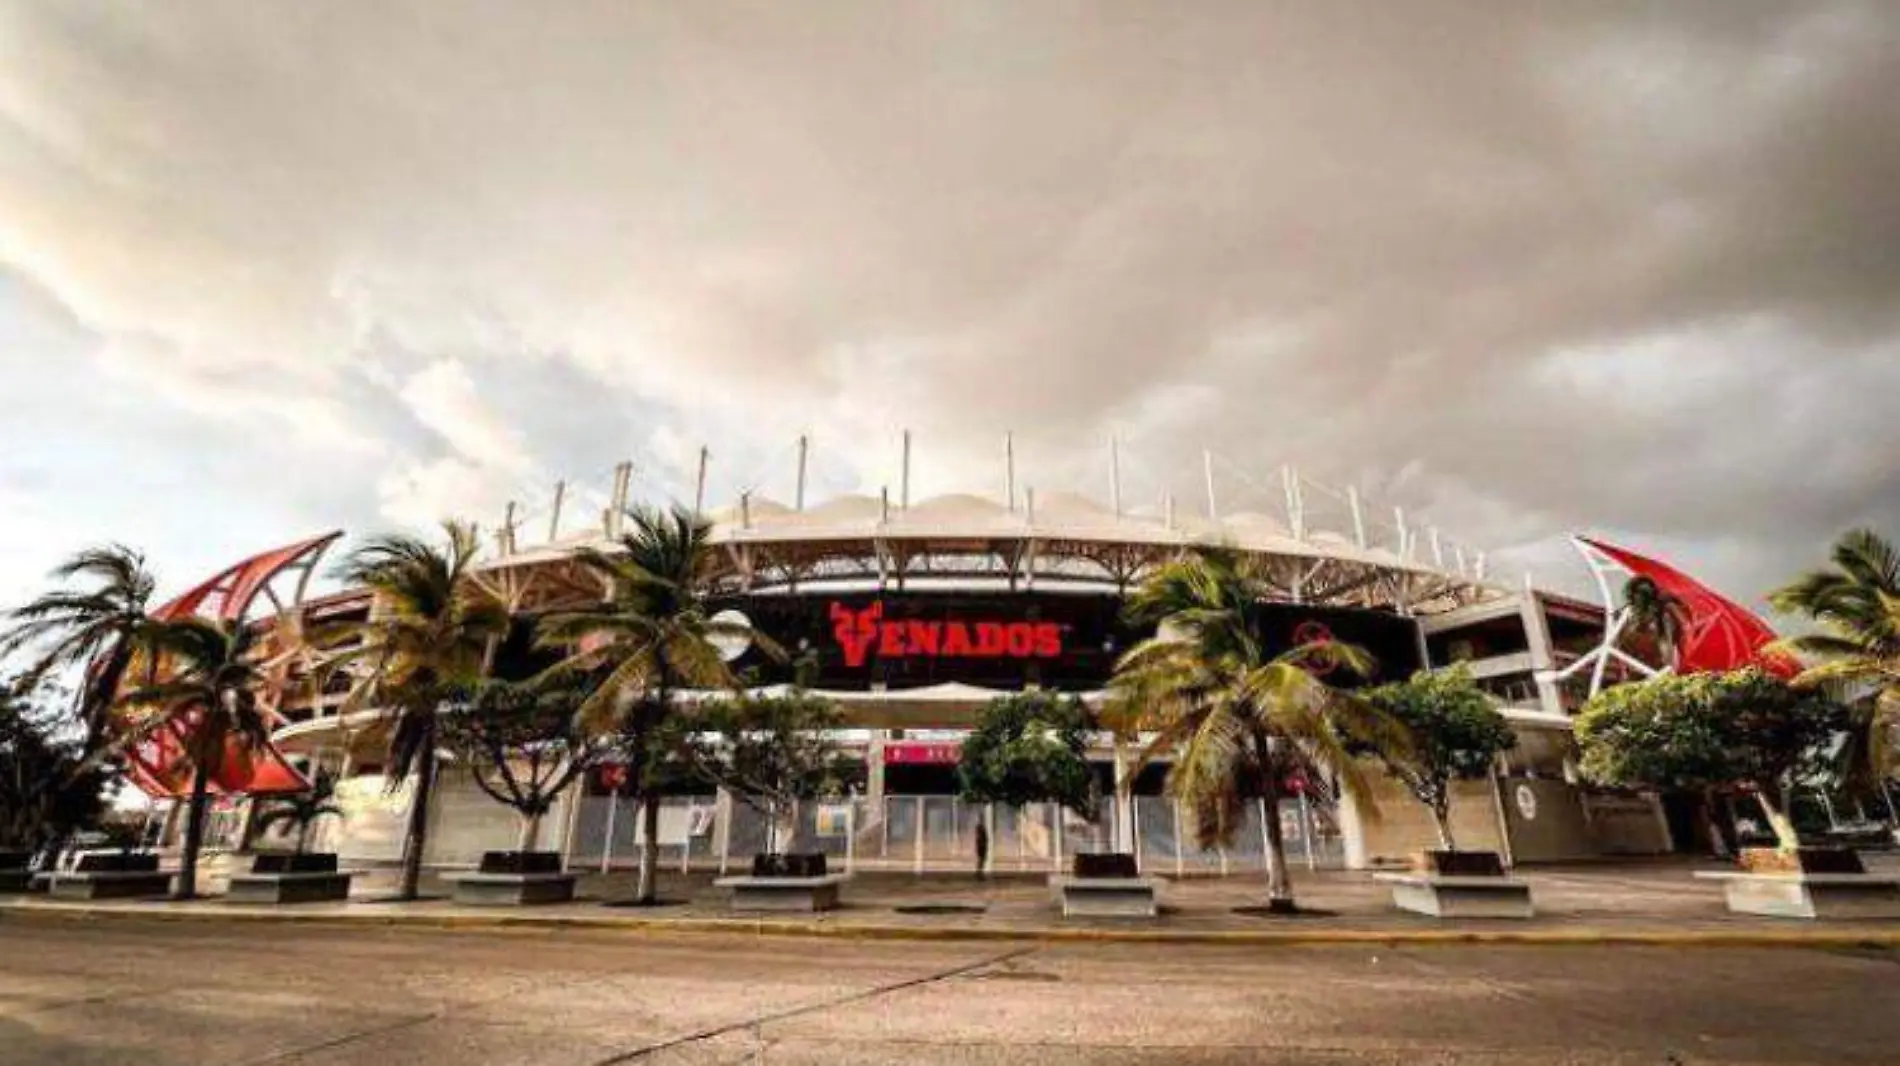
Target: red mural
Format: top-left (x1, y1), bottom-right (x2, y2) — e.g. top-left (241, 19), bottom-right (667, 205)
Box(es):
top-left (1579, 536), bottom-right (1799, 678)
top-left (122, 532), bottom-right (342, 798)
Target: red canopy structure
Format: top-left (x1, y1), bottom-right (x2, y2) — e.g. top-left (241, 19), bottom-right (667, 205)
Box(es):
top-left (1576, 537), bottom-right (1798, 677)
top-left (122, 532), bottom-right (343, 799)
top-left (1551, 536), bottom-right (1798, 698)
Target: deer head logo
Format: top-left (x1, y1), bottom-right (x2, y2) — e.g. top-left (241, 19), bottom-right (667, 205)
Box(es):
top-left (829, 601), bottom-right (883, 668)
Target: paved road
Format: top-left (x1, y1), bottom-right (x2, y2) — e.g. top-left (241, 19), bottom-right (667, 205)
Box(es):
top-left (1, 917), bottom-right (1894, 1064)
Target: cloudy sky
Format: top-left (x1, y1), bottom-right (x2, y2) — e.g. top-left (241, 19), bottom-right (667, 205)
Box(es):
top-left (2, 1), bottom-right (1896, 613)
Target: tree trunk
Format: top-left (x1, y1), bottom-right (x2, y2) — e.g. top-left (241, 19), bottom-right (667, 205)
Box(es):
top-left (632, 674), bottom-right (668, 905)
top-left (1754, 788), bottom-right (1801, 852)
top-left (296, 818), bottom-right (311, 856)
top-left (519, 810), bottom-right (542, 852)
top-left (396, 718), bottom-right (439, 901)
top-left (1431, 802), bottom-right (1457, 852)
top-left (636, 788), bottom-right (660, 903)
top-left (1700, 789), bottom-right (1734, 858)
top-left (777, 799), bottom-right (801, 854)
top-left (175, 761), bottom-right (212, 901)
top-left (1261, 770), bottom-right (1295, 912)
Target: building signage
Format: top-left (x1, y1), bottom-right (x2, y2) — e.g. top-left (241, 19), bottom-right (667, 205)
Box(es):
top-left (710, 591), bottom-right (1421, 694)
top-left (829, 601), bottom-right (1064, 668)
top-left (883, 741), bottom-right (963, 765)
top-left (1514, 782), bottom-right (1540, 821)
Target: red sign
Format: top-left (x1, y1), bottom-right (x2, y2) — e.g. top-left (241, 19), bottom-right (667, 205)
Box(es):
top-left (1291, 620), bottom-right (1340, 676)
top-left (829, 601), bottom-right (1064, 668)
top-left (884, 741), bottom-right (962, 765)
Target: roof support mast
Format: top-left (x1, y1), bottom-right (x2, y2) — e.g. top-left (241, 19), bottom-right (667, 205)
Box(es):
top-left (499, 501), bottom-right (519, 556)
top-left (901, 429), bottom-right (912, 511)
top-left (607, 461), bottom-right (632, 535)
top-left (1003, 432), bottom-right (1017, 512)
top-left (1284, 465), bottom-right (1305, 603)
top-left (795, 434), bottom-right (809, 512)
top-left (1282, 465), bottom-right (1305, 541)
top-left (694, 446), bottom-right (709, 516)
top-left (1109, 436), bottom-right (1123, 517)
top-left (1202, 449), bottom-right (1218, 520)
top-left (548, 480), bottom-right (566, 543)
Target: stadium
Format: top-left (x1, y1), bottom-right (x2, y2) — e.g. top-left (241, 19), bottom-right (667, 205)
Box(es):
top-left (133, 435), bottom-right (1784, 878)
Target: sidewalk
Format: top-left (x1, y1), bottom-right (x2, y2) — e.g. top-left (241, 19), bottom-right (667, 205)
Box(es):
top-left (8, 857), bottom-right (1900, 946)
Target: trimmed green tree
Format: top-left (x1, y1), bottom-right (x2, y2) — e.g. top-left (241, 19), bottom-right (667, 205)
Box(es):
top-left (669, 691), bottom-right (849, 853)
top-left (955, 691), bottom-right (1097, 818)
top-left (1363, 667), bottom-right (1516, 852)
top-left (439, 678), bottom-right (612, 852)
top-left (1575, 667), bottom-right (1848, 851)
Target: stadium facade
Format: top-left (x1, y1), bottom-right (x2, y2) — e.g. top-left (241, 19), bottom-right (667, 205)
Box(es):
top-left (146, 443), bottom-right (1717, 875)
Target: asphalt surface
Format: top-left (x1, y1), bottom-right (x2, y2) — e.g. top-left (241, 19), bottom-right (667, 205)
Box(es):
top-left (2, 917), bottom-right (1895, 1064)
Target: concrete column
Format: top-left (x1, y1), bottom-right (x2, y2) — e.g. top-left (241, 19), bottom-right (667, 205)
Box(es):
top-left (558, 784), bottom-right (584, 867)
top-left (865, 731), bottom-right (888, 808)
top-left (713, 788), bottom-right (736, 875)
top-left (1338, 789), bottom-right (1370, 870)
top-left (1517, 590), bottom-right (1565, 716)
top-left (1488, 759), bottom-right (1517, 869)
top-left (1112, 745), bottom-right (1136, 856)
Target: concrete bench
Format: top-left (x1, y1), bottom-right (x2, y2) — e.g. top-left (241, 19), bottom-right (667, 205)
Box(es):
top-left (1375, 873), bottom-right (1535, 919)
top-left (1049, 876), bottom-right (1162, 918)
top-left (1694, 871), bottom-right (1900, 920)
top-left (225, 870), bottom-right (355, 904)
top-left (715, 874), bottom-right (850, 913)
top-left (444, 871), bottom-right (578, 906)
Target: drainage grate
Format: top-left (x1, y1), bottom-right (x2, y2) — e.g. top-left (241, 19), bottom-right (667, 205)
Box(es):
top-left (893, 902), bottom-right (989, 916)
top-left (1232, 904), bottom-right (1339, 919)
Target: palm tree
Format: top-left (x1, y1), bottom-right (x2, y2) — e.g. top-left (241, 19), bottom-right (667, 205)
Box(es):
top-left (1107, 548), bottom-right (1407, 913)
top-left (0, 545), bottom-right (158, 754)
top-left (538, 505), bottom-right (756, 905)
top-left (1769, 528), bottom-right (1900, 787)
top-left (1620, 575), bottom-right (1689, 671)
top-left (323, 521), bottom-right (508, 900)
top-left (253, 770), bottom-right (344, 855)
top-left (118, 619), bottom-right (276, 900)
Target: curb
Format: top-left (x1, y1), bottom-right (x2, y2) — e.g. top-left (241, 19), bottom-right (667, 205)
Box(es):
top-left (5, 901), bottom-right (1898, 949)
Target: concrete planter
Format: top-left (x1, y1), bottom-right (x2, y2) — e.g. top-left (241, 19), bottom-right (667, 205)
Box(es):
top-left (715, 872), bottom-right (850, 912)
top-left (1377, 850), bottom-right (1533, 919)
top-left (225, 853), bottom-right (353, 904)
top-left (1736, 846), bottom-right (1864, 875)
top-left (1048, 876), bottom-right (1161, 918)
top-left (446, 851), bottom-right (577, 906)
top-left (1698, 848), bottom-right (1900, 919)
top-left (1046, 854), bottom-right (1159, 918)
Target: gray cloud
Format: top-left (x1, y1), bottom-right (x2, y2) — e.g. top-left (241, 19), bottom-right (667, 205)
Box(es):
top-left (2, 1), bottom-right (1897, 609)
